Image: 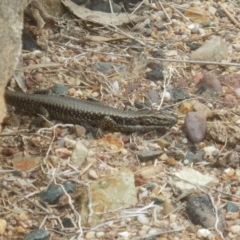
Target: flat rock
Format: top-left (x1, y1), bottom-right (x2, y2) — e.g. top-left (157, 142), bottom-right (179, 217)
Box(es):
top-left (78, 168), bottom-right (137, 226)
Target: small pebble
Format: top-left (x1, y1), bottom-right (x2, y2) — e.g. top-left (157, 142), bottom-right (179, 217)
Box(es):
top-left (184, 112), bottom-right (207, 143)
top-left (179, 100), bottom-right (196, 114)
top-left (224, 94), bottom-right (238, 108)
top-left (197, 228), bottom-right (211, 238)
top-left (64, 138), bottom-right (76, 149)
top-left (96, 232), bottom-right (105, 238)
top-left (224, 168), bottom-right (235, 177)
top-left (161, 91), bottom-right (171, 102)
top-left (85, 231), bottom-right (95, 239)
top-left (148, 228), bottom-right (159, 235)
top-left (193, 102), bottom-right (212, 118)
top-left (2, 148), bottom-right (15, 156)
top-left (138, 230), bottom-right (147, 237)
top-left (166, 157), bottom-right (177, 166)
top-left (0, 219), bottom-right (7, 234)
top-left (68, 88), bottom-right (75, 96)
top-left (88, 169), bottom-right (99, 179)
top-left (91, 92), bottom-right (99, 98)
top-left (137, 214), bottom-right (149, 225)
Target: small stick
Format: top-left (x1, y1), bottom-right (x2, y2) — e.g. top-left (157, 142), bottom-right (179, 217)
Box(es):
top-left (218, 3), bottom-right (239, 27)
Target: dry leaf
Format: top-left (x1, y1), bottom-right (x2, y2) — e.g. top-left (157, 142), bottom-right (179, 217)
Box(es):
top-left (62, 0), bottom-right (139, 26)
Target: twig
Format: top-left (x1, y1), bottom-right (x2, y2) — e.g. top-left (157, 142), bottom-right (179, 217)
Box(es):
top-left (218, 3), bottom-right (239, 28)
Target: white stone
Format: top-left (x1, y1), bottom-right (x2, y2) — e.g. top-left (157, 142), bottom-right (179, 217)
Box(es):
top-left (118, 231), bottom-right (130, 237)
top-left (85, 231), bottom-right (95, 239)
top-left (96, 232), bottom-right (105, 238)
top-left (197, 228), bottom-right (211, 238)
top-left (148, 228), bottom-right (159, 235)
top-left (236, 88), bottom-right (240, 97)
top-left (113, 81), bottom-right (119, 91)
top-left (230, 225), bottom-right (240, 234)
top-left (169, 214), bottom-right (177, 223)
top-left (71, 140), bottom-right (88, 166)
top-left (138, 214), bottom-right (149, 225)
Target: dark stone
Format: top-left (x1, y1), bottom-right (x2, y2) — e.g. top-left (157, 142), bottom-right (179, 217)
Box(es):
top-left (170, 88), bottom-right (190, 100)
top-left (152, 50), bottom-right (165, 58)
top-left (187, 42), bottom-right (202, 51)
top-left (24, 229), bottom-right (50, 240)
top-left (39, 183), bottom-right (76, 204)
top-left (62, 218), bottom-right (74, 228)
top-left (184, 151), bottom-right (194, 164)
top-left (52, 84), bottom-right (68, 95)
top-left (22, 28), bottom-right (38, 51)
top-left (137, 149), bottom-right (162, 162)
top-left (91, 62), bottom-right (126, 74)
top-left (146, 68), bottom-right (164, 81)
top-left (225, 202), bottom-right (239, 213)
top-left (186, 194), bottom-right (225, 230)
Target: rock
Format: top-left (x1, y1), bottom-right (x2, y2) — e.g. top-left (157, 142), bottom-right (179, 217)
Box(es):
top-left (88, 169), bottom-right (99, 179)
top-left (186, 194), bottom-right (225, 230)
top-left (193, 102), bottom-right (213, 118)
top-left (39, 182), bottom-right (76, 204)
top-left (192, 150), bottom-right (205, 163)
top-left (62, 218), bottom-right (74, 228)
top-left (147, 89), bottom-right (160, 104)
top-left (179, 100), bottom-right (196, 114)
top-left (137, 149), bottom-right (163, 162)
top-left (74, 125), bottom-right (86, 138)
top-left (22, 28), bottom-right (38, 51)
top-left (125, 82), bottom-right (141, 94)
top-left (2, 148), bottom-right (15, 156)
top-left (137, 214), bottom-right (149, 225)
top-left (203, 146), bottom-right (220, 164)
top-left (220, 73), bottom-right (240, 88)
top-left (0, 219), bottom-right (7, 234)
top-left (78, 168), bottom-right (137, 226)
top-left (146, 68), bottom-right (164, 81)
top-left (52, 84), bottom-right (68, 95)
top-left (170, 88), bottom-right (190, 100)
top-left (191, 37), bottom-right (228, 62)
top-left (184, 112), bottom-right (207, 143)
top-left (169, 168), bottom-right (216, 192)
top-left (24, 229), bottom-right (50, 240)
top-left (138, 165), bottom-right (164, 179)
top-left (184, 151), bottom-right (195, 164)
top-left (157, 139), bottom-right (171, 148)
top-left (152, 50), bottom-right (164, 58)
top-left (165, 157), bottom-right (177, 166)
top-left (195, 85), bottom-right (218, 99)
top-left (162, 200), bottom-right (176, 215)
top-left (12, 157), bottom-right (41, 172)
top-left (224, 94), bottom-right (238, 108)
top-left (197, 73), bottom-right (222, 92)
top-left (85, 231), bottom-right (96, 239)
top-left (71, 140), bottom-right (88, 166)
top-left (197, 228), bottom-right (211, 238)
top-left (91, 62), bottom-right (126, 74)
top-left (225, 202), bottom-right (239, 213)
